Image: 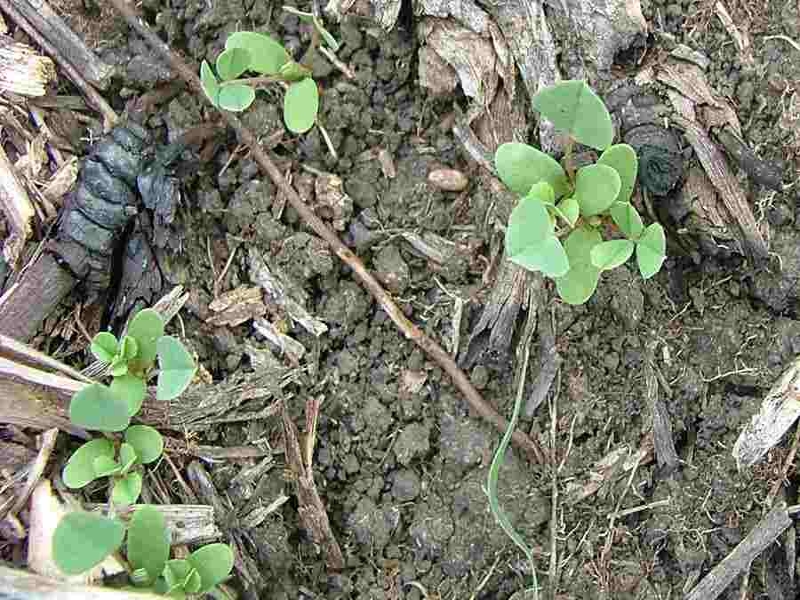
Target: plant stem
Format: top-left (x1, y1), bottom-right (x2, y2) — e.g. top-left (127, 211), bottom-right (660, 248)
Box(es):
top-left (223, 76), bottom-right (282, 88)
top-left (563, 136), bottom-right (576, 184)
top-left (300, 26), bottom-right (321, 69)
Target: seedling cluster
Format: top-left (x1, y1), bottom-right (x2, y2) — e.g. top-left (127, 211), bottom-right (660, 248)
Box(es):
top-left (496, 80), bottom-right (667, 305)
top-left (51, 310), bottom-right (232, 594)
top-left (200, 7), bottom-right (339, 133)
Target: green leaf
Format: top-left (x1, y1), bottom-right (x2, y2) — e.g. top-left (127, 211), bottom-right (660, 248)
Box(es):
top-left (590, 239), bottom-right (635, 271)
top-left (531, 80), bottom-right (614, 150)
top-left (225, 31), bottom-right (289, 75)
top-left (63, 439), bottom-right (115, 489)
top-left (556, 195), bottom-right (579, 228)
top-left (188, 543), bottom-right (235, 592)
top-left (119, 336), bottom-right (139, 361)
top-left (494, 142), bottom-right (570, 198)
top-left (127, 309), bottom-right (164, 368)
top-left (279, 60), bottom-right (313, 82)
top-left (283, 78), bottom-right (319, 134)
top-left (53, 512), bottom-right (125, 575)
top-left (636, 223), bottom-right (666, 279)
top-left (555, 227), bottom-right (602, 305)
top-left (110, 357), bottom-right (129, 377)
top-left (93, 454), bottom-right (122, 477)
top-left (128, 506), bottom-right (171, 584)
top-left (610, 202), bottom-right (644, 239)
top-left (598, 144), bottom-right (638, 204)
top-left (125, 425), bottom-right (164, 465)
top-left (70, 383), bottom-right (131, 432)
top-left (184, 570), bottom-right (203, 594)
top-left (200, 61), bottom-right (221, 108)
top-left (118, 443), bottom-right (138, 472)
top-left (218, 84), bottom-right (256, 113)
top-left (216, 47), bottom-right (250, 81)
top-left (111, 471), bottom-right (142, 507)
top-left (156, 336), bottom-right (197, 401)
top-left (573, 164), bottom-right (621, 217)
top-left (111, 374), bottom-right (147, 417)
top-left (164, 559), bottom-right (194, 590)
top-left (91, 332), bottom-right (118, 363)
top-left (505, 183), bottom-right (570, 277)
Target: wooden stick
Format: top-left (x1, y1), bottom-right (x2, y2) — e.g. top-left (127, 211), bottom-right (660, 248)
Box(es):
top-left (107, 0), bottom-right (544, 461)
top-left (0, 0), bottom-right (117, 129)
top-left (0, 143), bottom-right (36, 267)
top-left (0, 34), bottom-right (55, 96)
top-left (685, 503), bottom-right (792, 600)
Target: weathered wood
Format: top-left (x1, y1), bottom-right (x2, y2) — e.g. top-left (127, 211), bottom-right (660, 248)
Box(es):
top-left (0, 35), bottom-right (55, 96)
top-left (0, 144), bottom-right (36, 268)
top-left (5, 0), bottom-right (113, 89)
top-left (733, 356), bottom-right (800, 469)
top-left (685, 504), bottom-right (792, 600)
top-left (85, 504), bottom-right (222, 546)
top-left (0, 566), bottom-right (162, 600)
top-left (713, 126), bottom-right (784, 191)
top-left (0, 252), bottom-right (78, 342)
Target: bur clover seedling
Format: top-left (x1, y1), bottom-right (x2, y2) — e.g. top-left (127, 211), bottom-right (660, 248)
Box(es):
top-left (53, 307), bottom-right (199, 582)
top-left (53, 505), bottom-right (234, 597)
top-left (496, 80), bottom-right (667, 305)
top-left (199, 7), bottom-right (339, 134)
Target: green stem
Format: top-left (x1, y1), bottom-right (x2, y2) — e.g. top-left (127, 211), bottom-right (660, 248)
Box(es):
top-left (222, 75), bottom-right (282, 88)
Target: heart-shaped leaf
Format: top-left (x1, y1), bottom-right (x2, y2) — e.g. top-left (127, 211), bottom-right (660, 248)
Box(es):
top-left (200, 61), bottom-right (221, 108)
top-left (53, 512), bottom-right (125, 575)
top-left (598, 144), bottom-right (638, 204)
top-left (111, 471), bottom-right (142, 507)
top-left (188, 543), bottom-right (235, 592)
top-left (110, 357), bottom-right (129, 377)
top-left (110, 374), bottom-right (147, 417)
top-left (555, 227), bottom-right (602, 305)
top-left (532, 80), bottom-right (614, 150)
top-left (128, 505), bottom-right (171, 585)
top-left (63, 439), bottom-right (115, 489)
top-left (495, 142), bottom-right (570, 198)
top-left (505, 183), bottom-right (570, 277)
top-left (119, 336), bottom-right (139, 361)
top-left (216, 47), bottom-right (250, 81)
top-left (125, 425), bottom-right (164, 465)
top-left (164, 559), bottom-right (194, 591)
top-left (218, 84), bottom-right (256, 113)
top-left (226, 31), bottom-right (289, 75)
top-left (636, 223), bottom-right (666, 279)
top-left (574, 164), bottom-right (621, 217)
top-left (590, 239), bottom-right (635, 271)
top-left (610, 202), bottom-right (644, 239)
top-left (91, 332), bottom-right (118, 363)
top-left (127, 309), bottom-right (164, 368)
top-left (93, 454), bottom-right (122, 478)
top-left (156, 337), bottom-right (197, 401)
top-left (70, 383), bottom-right (131, 432)
top-left (284, 78), bottom-right (319, 134)
top-left (556, 195), bottom-right (579, 228)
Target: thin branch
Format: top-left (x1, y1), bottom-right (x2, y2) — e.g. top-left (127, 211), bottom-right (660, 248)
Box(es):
top-left (107, 0), bottom-right (544, 461)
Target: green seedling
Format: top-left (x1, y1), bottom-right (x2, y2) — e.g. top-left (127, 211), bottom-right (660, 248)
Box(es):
top-left (53, 505), bottom-right (234, 597)
top-left (62, 426), bottom-right (164, 506)
top-left (199, 7), bottom-right (338, 133)
top-left (496, 80), bottom-right (667, 305)
top-left (55, 308), bottom-right (198, 581)
top-left (69, 309), bottom-right (197, 432)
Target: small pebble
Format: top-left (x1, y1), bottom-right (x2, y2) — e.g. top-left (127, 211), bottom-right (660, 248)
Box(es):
top-left (427, 168), bottom-right (469, 192)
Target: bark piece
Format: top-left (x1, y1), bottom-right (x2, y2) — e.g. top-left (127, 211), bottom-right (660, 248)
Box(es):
top-left (253, 317), bottom-right (306, 363)
top-left (207, 286), bottom-right (267, 327)
top-left (673, 115), bottom-right (768, 262)
top-left (685, 503), bottom-right (792, 600)
top-left (282, 399), bottom-right (345, 570)
top-left (8, 0), bottom-right (114, 89)
top-left (733, 356), bottom-right (800, 469)
top-left (86, 504), bottom-right (222, 546)
top-left (646, 341), bottom-right (679, 471)
top-left (0, 35), bottom-right (56, 96)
